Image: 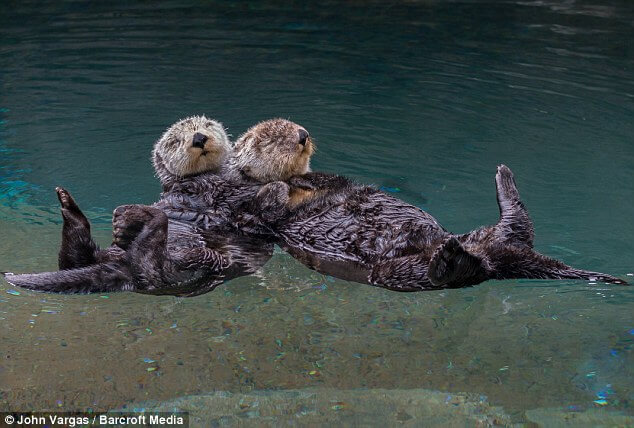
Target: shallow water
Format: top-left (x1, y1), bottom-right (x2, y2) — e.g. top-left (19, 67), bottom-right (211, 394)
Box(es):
top-left (1, 0), bottom-right (633, 424)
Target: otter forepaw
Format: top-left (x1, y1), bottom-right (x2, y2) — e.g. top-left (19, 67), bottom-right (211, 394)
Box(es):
top-left (428, 238), bottom-right (486, 287)
top-left (287, 175), bottom-right (317, 190)
top-left (257, 182), bottom-right (290, 207)
top-left (253, 182), bottom-right (291, 224)
top-left (112, 205), bottom-right (163, 250)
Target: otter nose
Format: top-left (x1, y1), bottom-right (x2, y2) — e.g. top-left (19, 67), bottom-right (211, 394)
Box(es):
top-left (298, 129), bottom-right (309, 146)
top-left (192, 132), bottom-right (208, 149)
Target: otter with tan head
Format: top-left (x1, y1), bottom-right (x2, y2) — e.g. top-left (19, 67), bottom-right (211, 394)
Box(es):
top-left (3, 116), bottom-right (281, 296)
top-left (229, 118), bottom-right (313, 182)
top-left (235, 125), bottom-right (628, 289)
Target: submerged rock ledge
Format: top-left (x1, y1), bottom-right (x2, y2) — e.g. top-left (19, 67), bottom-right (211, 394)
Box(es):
top-left (126, 387), bottom-right (633, 427)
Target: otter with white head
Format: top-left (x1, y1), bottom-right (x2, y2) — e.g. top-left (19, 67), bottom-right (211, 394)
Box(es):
top-left (3, 116), bottom-right (286, 296)
top-left (153, 115), bottom-right (231, 190)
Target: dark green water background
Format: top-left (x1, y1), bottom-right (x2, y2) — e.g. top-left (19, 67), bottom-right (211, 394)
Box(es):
top-left (1, 0), bottom-right (633, 424)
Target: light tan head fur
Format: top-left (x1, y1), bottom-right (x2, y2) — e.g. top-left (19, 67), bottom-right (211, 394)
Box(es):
top-left (231, 119), bottom-right (314, 182)
top-left (153, 116), bottom-right (231, 187)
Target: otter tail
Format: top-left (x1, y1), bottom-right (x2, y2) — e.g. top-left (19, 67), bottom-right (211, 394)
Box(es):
top-left (2, 263), bottom-right (131, 294)
top-left (493, 165), bottom-right (534, 249)
top-left (488, 246), bottom-right (628, 285)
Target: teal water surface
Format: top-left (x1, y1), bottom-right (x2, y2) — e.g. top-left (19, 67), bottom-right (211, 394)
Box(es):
top-left (1, 0), bottom-right (633, 424)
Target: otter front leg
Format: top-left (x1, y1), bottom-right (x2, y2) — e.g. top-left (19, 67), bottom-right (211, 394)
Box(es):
top-left (117, 205), bottom-right (228, 290)
top-left (56, 187), bottom-right (99, 270)
top-left (254, 181), bottom-right (291, 223)
top-left (369, 255), bottom-right (434, 291)
top-left (288, 172), bottom-right (349, 191)
top-left (112, 204), bottom-right (159, 250)
top-left (428, 238), bottom-right (489, 288)
top-left (233, 182), bottom-right (290, 235)
top-left (369, 239), bottom-right (489, 291)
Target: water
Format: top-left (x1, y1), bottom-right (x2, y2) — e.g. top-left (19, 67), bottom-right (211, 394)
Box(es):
top-left (1, 0), bottom-right (633, 424)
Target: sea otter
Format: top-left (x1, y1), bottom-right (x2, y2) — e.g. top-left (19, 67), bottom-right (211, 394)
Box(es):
top-left (3, 116), bottom-right (299, 296)
top-left (232, 123), bottom-right (627, 289)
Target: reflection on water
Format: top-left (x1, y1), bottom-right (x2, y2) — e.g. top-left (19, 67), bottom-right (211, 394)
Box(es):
top-left (0, 0), bottom-right (633, 424)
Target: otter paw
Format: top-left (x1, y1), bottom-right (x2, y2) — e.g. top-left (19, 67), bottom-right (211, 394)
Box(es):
top-left (428, 238), bottom-right (485, 287)
top-left (428, 238), bottom-right (461, 285)
top-left (287, 175), bottom-right (317, 190)
top-left (257, 182), bottom-right (290, 207)
top-left (112, 205), bottom-right (161, 249)
top-left (254, 182), bottom-right (290, 224)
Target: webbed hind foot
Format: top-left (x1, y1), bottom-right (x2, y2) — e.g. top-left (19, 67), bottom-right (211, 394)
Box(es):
top-left (495, 165), bottom-right (534, 248)
top-left (56, 187), bottom-right (100, 269)
top-left (56, 187), bottom-right (90, 229)
top-left (428, 237), bottom-right (488, 288)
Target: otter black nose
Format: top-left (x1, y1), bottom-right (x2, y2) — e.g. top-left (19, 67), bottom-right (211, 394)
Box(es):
top-left (298, 129), bottom-right (309, 146)
top-left (192, 132), bottom-right (208, 149)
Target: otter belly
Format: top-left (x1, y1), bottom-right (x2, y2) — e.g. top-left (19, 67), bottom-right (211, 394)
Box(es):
top-left (282, 245), bottom-right (373, 284)
top-left (278, 190), bottom-right (450, 273)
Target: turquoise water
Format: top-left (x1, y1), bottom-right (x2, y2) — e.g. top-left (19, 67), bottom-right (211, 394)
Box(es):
top-left (1, 0), bottom-right (633, 424)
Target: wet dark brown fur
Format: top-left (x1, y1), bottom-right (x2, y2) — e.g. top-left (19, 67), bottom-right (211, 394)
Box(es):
top-left (132, 120), bottom-right (629, 290)
top-left (4, 187), bottom-right (274, 296)
top-left (251, 165), bottom-right (628, 290)
top-left (4, 118), bottom-right (314, 295)
top-left (6, 119), bottom-right (626, 294)
top-left (3, 117), bottom-right (279, 296)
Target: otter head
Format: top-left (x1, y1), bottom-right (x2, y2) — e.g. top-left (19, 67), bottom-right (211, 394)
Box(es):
top-left (153, 115), bottom-right (231, 189)
top-left (231, 119), bottom-right (314, 182)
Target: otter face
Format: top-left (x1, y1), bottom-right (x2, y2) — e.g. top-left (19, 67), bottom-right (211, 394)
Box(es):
top-left (153, 115), bottom-right (231, 179)
top-left (233, 119), bottom-right (314, 182)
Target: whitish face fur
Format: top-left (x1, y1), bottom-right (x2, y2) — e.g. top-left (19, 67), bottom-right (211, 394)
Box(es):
top-left (153, 115), bottom-right (231, 183)
top-left (232, 119), bottom-right (314, 182)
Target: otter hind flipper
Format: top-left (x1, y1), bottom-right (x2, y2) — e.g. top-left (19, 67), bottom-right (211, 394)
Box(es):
top-left (487, 245), bottom-right (629, 285)
top-left (3, 263), bottom-right (131, 294)
top-left (57, 187), bottom-right (101, 269)
top-left (494, 165), bottom-right (535, 248)
top-left (428, 238), bottom-right (488, 288)
top-left (57, 187), bottom-right (89, 228)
